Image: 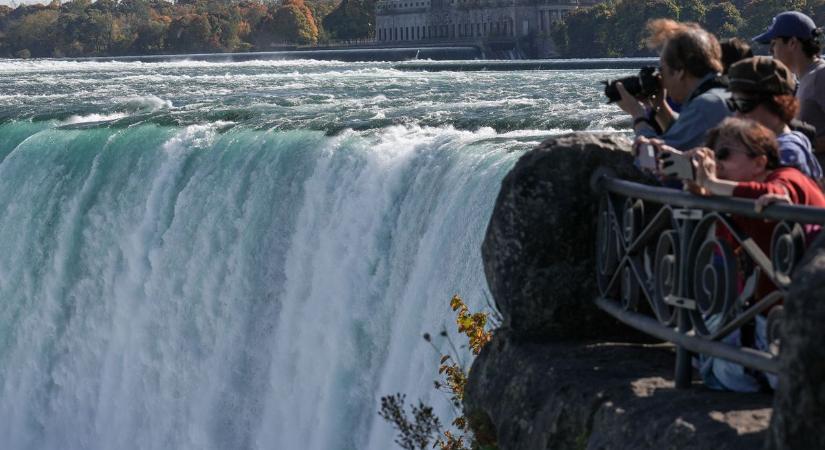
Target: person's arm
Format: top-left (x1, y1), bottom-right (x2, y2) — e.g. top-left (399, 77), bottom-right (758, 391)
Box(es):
top-left (691, 148), bottom-right (784, 198)
top-left (615, 82), bottom-right (659, 136)
top-left (649, 86), bottom-right (676, 131)
top-left (656, 94), bottom-right (729, 150)
top-left (754, 192), bottom-right (792, 213)
top-left (698, 176), bottom-right (737, 196)
top-left (815, 136), bottom-right (825, 155)
top-left (654, 100), bottom-right (676, 132)
top-left (732, 179), bottom-right (792, 198)
top-left (806, 70), bottom-right (825, 154)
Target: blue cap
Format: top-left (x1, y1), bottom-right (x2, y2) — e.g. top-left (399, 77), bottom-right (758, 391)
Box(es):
top-left (753, 11), bottom-right (818, 44)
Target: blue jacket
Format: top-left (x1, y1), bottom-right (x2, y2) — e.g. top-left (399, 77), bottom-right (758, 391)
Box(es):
top-left (637, 73), bottom-right (732, 150)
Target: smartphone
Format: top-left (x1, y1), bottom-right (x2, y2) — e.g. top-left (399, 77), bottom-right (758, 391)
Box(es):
top-left (659, 150), bottom-right (695, 181)
top-left (637, 143), bottom-right (658, 171)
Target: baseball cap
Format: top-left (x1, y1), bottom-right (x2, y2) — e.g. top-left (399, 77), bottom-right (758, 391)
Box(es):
top-left (728, 56), bottom-right (796, 95)
top-left (753, 11), bottom-right (818, 44)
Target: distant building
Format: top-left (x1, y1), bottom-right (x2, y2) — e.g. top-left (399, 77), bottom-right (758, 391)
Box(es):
top-left (375, 0), bottom-right (602, 57)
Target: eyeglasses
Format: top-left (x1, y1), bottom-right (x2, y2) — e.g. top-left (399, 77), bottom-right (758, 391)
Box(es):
top-left (726, 97), bottom-right (763, 114)
top-left (715, 146), bottom-right (755, 161)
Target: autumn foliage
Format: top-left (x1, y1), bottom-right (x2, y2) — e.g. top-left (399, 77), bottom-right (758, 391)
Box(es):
top-left (0, 0), bottom-right (360, 58)
top-left (379, 295), bottom-right (498, 450)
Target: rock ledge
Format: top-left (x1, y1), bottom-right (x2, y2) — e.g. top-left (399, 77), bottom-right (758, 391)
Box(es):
top-left (465, 331), bottom-right (771, 450)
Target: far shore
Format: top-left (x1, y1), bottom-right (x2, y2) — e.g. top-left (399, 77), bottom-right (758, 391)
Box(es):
top-left (9, 47), bottom-right (658, 71)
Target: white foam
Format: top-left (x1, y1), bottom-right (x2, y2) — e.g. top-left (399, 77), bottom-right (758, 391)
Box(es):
top-left (117, 95), bottom-right (173, 113)
top-left (61, 113), bottom-right (129, 124)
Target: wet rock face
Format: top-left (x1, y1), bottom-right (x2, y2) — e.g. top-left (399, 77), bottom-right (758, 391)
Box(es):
top-left (767, 233), bottom-right (825, 450)
top-left (481, 133), bottom-right (647, 339)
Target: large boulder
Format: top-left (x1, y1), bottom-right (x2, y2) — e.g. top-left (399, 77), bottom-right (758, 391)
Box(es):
top-left (766, 233), bottom-right (825, 450)
top-left (463, 331), bottom-right (772, 450)
top-left (481, 132), bottom-right (648, 339)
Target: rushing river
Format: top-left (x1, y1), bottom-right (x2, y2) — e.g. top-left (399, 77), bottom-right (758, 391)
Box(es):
top-left (0, 58), bottom-right (628, 450)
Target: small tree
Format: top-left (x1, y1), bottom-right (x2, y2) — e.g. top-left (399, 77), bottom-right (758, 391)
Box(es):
top-left (379, 394), bottom-right (443, 450)
top-left (379, 295), bottom-right (498, 450)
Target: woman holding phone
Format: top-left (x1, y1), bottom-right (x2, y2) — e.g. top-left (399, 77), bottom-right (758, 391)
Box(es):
top-left (689, 118), bottom-right (824, 209)
top-left (668, 117), bottom-right (825, 392)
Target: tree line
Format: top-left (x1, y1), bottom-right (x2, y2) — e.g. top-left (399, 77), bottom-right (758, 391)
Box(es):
top-left (5, 0), bottom-right (821, 59)
top-left (0, 0), bottom-right (376, 58)
top-left (552, 0), bottom-right (825, 58)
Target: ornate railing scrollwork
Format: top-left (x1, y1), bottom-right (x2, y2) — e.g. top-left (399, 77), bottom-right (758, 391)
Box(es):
top-left (653, 230), bottom-right (679, 326)
top-left (771, 221), bottom-right (806, 286)
top-left (592, 174), bottom-right (825, 387)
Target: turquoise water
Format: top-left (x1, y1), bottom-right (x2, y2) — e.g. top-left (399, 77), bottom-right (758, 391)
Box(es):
top-left (0, 58), bottom-right (628, 450)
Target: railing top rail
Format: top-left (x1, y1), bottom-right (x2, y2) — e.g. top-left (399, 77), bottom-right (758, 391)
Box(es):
top-left (596, 174), bottom-right (825, 224)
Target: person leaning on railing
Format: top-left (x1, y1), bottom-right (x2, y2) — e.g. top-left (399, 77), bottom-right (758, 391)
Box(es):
top-left (688, 118), bottom-right (825, 213)
top-left (615, 19), bottom-right (732, 151)
top-left (726, 56), bottom-right (823, 181)
top-left (668, 117), bottom-right (825, 391)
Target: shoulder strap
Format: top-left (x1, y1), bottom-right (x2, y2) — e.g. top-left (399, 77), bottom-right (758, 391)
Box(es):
top-left (687, 75), bottom-right (728, 103)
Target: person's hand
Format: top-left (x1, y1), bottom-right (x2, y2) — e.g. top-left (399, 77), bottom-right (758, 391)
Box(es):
top-left (616, 82), bottom-right (646, 119)
top-left (691, 147), bottom-right (717, 187)
top-left (632, 136), bottom-right (651, 157)
top-left (684, 180), bottom-right (709, 196)
top-left (656, 144), bottom-right (683, 177)
top-left (754, 192), bottom-right (792, 213)
top-left (649, 85), bottom-right (675, 130)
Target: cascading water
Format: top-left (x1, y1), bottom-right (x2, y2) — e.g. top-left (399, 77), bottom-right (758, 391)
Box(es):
top-left (0, 58), bottom-right (627, 450)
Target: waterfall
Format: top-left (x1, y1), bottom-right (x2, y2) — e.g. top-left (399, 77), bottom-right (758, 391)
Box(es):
top-left (0, 120), bottom-right (518, 450)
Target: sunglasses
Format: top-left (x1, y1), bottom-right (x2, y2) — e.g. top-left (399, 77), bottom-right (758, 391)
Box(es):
top-left (726, 97), bottom-right (764, 114)
top-left (715, 146), bottom-right (755, 161)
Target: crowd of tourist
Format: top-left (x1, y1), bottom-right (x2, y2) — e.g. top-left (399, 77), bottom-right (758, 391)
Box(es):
top-left (611, 11), bottom-right (825, 393)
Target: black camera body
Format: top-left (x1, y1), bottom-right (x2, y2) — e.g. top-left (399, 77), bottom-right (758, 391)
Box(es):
top-left (603, 67), bottom-right (660, 103)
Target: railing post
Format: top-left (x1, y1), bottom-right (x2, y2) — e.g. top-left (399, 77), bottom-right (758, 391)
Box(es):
top-left (675, 217), bottom-right (695, 388)
top-left (675, 309), bottom-right (692, 388)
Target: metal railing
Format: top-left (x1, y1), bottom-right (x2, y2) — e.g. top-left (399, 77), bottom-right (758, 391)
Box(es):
top-left (592, 171), bottom-right (825, 388)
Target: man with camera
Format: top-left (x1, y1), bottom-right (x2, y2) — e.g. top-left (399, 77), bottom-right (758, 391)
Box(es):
top-left (753, 11), bottom-right (825, 160)
top-left (613, 20), bottom-right (731, 151)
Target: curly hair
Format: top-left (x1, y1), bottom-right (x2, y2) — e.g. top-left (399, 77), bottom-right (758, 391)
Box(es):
top-left (763, 95), bottom-right (800, 124)
top-left (706, 117), bottom-right (780, 170)
top-left (646, 19), bottom-right (723, 78)
top-left (779, 33), bottom-right (823, 58)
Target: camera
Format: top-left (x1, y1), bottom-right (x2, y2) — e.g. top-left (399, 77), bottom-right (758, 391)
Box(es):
top-left (603, 67), bottom-right (661, 103)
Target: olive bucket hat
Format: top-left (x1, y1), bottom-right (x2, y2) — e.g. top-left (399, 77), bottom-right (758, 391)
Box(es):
top-left (727, 56), bottom-right (796, 95)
